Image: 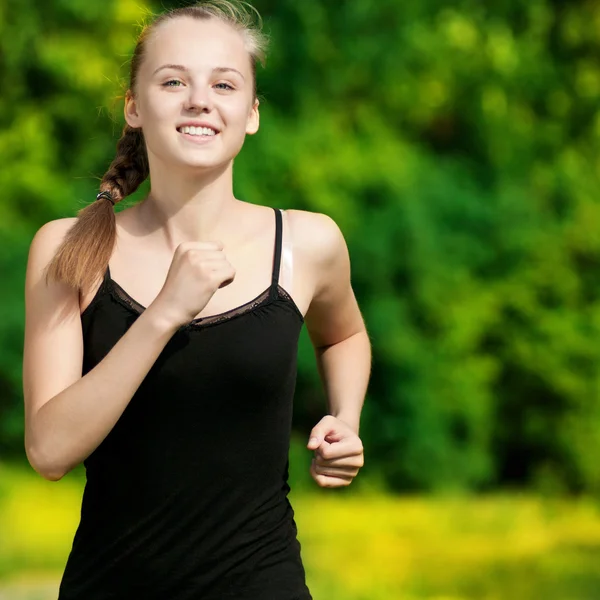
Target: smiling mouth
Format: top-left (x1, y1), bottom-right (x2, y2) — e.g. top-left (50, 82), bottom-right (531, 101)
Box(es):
top-left (177, 125), bottom-right (219, 137)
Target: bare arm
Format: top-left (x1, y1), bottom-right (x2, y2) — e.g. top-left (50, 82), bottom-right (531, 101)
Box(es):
top-left (289, 210), bottom-right (371, 434)
top-left (23, 219), bottom-right (179, 481)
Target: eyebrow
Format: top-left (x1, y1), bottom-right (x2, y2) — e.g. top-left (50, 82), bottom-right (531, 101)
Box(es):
top-left (152, 64), bottom-right (245, 80)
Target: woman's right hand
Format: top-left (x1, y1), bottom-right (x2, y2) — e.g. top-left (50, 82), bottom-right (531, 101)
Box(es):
top-left (149, 241), bottom-right (235, 328)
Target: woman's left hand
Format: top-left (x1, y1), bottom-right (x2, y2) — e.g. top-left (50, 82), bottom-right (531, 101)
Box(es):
top-left (306, 415), bottom-right (364, 488)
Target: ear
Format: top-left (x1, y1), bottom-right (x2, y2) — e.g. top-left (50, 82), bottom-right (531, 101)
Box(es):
top-left (124, 90), bottom-right (142, 128)
top-left (246, 98), bottom-right (260, 135)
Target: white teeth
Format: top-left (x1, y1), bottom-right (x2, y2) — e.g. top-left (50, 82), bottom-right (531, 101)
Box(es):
top-left (179, 125), bottom-right (217, 136)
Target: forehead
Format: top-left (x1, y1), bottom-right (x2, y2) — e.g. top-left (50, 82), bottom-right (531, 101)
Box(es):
top-left (143, 16), bottom-right (250, 75)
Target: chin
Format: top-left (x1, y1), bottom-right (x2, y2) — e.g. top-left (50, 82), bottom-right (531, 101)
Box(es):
top-left (181, 157), bottom-right (233, 172)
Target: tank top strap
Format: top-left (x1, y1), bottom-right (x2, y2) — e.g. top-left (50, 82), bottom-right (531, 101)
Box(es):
top-left (270, 207), bottom-right (283, 295)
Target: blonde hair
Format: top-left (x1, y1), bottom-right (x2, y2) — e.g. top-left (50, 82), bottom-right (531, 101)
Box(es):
top-left (45, 0), bottom-right (268, 295)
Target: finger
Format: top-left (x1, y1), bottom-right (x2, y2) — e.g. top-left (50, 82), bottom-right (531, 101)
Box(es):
top-left (218, 277), bottom-right (234, 289)
top-left (312, 459), bottom-right (359, 477)
top-left (188, 251), bottom-right (227, 261)
top-left (209, 265), bottom-right (235, 282)
top-left (314, 453), bottom-right (364, 468)
top-left (193, 257), bottom-right (230, 266)
top-left (308, 426), bottom-right (346, 448)
top-left (212, 263), bottom-right (235, 288)
top-left (310, 461), bottom-right (353, 487)
top-left (207, 240), bottom-right (224, 250)
top-left (316, 438), bottom-right (363, 460)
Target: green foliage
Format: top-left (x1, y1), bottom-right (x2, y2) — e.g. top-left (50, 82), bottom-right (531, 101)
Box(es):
top-left (2, 0), bottom-right (600, 494)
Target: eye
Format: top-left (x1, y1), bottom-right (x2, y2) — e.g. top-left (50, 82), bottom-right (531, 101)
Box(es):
top-left (162, 80), bottom-right (183, 87)
top-left (214, 82), bottom-right (234, 91)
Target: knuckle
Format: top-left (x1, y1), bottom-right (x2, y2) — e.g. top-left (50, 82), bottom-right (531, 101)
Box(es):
top-left (207, 271), bottom-right (222, 286)
top-left (316, 476), bottom-right (331, 488)
top-left (196, 262), bottom-right (211, 278)
top-left (184, 248), bottom-right (199, 264)
top-left (320, 446), bottom-right (332, 459)
top-left (203, 241), bottom-right (223, 252)
top-left (179, 242), bottom-right (198, 254)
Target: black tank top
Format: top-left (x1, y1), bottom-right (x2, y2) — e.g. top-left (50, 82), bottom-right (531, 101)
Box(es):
top-left (58, 207), bottom-right (312, 600)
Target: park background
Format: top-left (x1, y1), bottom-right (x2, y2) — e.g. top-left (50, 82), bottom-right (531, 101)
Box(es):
top-left (2, 0), bottom-right (600, 598)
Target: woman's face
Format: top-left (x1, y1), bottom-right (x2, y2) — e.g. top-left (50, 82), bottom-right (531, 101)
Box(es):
top-left (124, 16), bottom-right (259, 172)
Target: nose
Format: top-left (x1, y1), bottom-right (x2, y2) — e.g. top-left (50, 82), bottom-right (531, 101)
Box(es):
top-left (184, 84), bottom-right (213, 113)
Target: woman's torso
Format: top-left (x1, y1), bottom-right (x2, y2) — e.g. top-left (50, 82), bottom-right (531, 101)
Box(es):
top-left (58, 206), bottom-right (313, 600)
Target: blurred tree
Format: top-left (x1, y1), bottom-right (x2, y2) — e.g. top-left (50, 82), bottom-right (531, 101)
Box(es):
top-left (3, 0), bottom-right (600, 494)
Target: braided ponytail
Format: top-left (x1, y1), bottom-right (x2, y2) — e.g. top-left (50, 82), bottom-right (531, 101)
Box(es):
top-left (45, 124), bottom-right (148, 294)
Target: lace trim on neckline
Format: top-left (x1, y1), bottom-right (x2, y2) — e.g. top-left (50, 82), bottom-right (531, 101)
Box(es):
top-left (106, 278), bottom-right (303, 330)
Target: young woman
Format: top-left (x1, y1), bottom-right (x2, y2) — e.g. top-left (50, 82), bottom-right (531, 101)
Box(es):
top-left (22, 1), bottom-right (370, 598)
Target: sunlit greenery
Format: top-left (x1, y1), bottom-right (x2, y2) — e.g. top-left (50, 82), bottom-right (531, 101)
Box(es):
top-left (3, 0), bottom-right (600, 494)
top-left (3, 0), bottom-right (600, 596)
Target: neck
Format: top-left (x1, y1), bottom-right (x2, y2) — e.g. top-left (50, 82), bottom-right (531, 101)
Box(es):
top-left (136, 160), bottom-right (242, 249)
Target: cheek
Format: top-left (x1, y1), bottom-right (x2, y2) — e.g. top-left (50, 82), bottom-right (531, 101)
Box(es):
top-left (220, 94), bottom-right (254, 121)
top-left (225, 111), bottom-right (250, 131)
top-left (220, 106), bottom-right (254, 146)
top-left (137, 98), bottom-right (172, 139)
top-left (142, 98), bottom-right (184, 144)
top-left (146, 96), bottom-right (179, 123)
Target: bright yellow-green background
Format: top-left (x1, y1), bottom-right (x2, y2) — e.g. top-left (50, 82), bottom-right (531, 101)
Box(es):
top-left (3, 454), bottom-right (600, 599)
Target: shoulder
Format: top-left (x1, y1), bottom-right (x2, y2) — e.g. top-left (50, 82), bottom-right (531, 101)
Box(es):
top-left (30, 217), bottom-right (77, 248)
top-left (283, 210), bottom-right (363, 342)
top-left (283, 209), bottom-right (348, 266)
top-left (27, 217), bottom-right (78, 276)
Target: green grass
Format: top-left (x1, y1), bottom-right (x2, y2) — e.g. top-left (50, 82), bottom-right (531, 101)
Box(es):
top-left (2, 461), bottom-right (600, 599)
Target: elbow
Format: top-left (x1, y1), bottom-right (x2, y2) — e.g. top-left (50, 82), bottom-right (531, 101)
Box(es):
top-left (40, 467), bottom-right (66, 482)
top-left (26, 443), bottom-right (67, 482)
